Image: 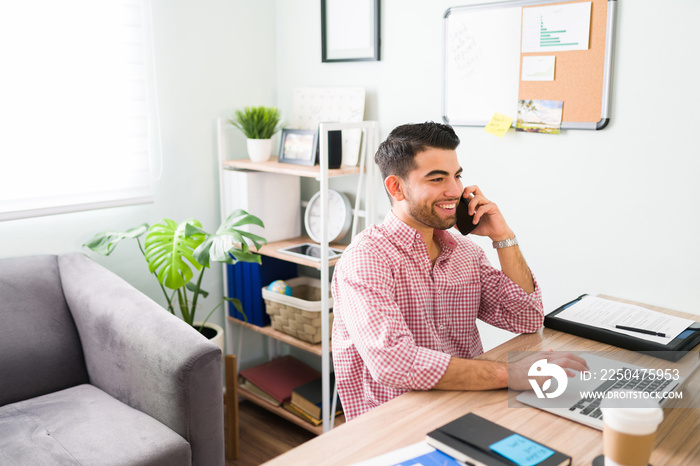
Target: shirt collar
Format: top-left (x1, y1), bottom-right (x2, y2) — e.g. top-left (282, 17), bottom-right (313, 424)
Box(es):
top-left (435, 228), bottom-right (458, 252)
top-left (383, 210), bottom-right (458, 253)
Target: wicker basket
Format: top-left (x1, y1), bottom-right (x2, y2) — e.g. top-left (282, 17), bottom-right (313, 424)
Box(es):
top-left (262, 277), bottom-right (333, 344)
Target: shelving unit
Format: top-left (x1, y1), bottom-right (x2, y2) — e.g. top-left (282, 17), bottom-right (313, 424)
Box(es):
top-left (217, 119), bottom-right (379, 434)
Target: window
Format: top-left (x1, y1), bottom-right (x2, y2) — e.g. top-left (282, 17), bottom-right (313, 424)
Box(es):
top-left (0, 0), bottom-right (157, 221)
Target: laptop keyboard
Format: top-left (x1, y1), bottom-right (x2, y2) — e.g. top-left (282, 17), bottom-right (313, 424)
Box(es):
top-left (568, 367), bottom-right (674, 420)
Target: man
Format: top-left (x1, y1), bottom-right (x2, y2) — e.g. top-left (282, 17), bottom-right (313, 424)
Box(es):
top-left (332, 122), bottom-right (586, 420)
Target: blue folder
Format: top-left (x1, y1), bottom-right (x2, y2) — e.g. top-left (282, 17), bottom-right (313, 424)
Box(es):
top-left (226, 257), bottom-right (297, 327)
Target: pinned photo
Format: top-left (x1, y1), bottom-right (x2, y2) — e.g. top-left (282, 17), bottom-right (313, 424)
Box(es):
top-left (516, 99), bottom-right (563, 134)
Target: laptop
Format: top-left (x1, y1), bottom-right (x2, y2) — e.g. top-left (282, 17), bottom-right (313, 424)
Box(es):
top-left (516, 353), bottom-right (686, 430)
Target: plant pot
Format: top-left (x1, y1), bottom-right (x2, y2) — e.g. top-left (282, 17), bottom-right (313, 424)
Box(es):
top-left (246, 138), bottom-right (272, 163)
top-left (194, 321), bottom-right (225, 354)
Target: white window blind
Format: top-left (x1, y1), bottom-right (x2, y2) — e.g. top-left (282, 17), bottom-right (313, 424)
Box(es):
top-left (0, 0), bottom-right (156, 221)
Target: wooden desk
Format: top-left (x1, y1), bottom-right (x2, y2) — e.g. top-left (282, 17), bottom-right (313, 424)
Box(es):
top-left (265, 297), bottom-right (699, 465)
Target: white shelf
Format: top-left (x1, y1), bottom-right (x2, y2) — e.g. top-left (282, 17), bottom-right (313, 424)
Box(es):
top-left (228, 316), bottom-right (325, 356)
top-left (217, 119), bottom-right (379, 433)
top-left (257, 236), bottom-right (347, 270)
top-left (223, 157), bottom-right (361, 178)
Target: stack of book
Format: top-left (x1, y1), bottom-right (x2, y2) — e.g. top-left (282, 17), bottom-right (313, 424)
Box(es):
top-left (238, 355), bottom-right (343, 426)
top-left (285, 373), bottom-right (343, 426)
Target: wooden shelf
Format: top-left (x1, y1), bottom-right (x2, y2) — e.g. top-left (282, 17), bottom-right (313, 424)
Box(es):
top-left (228, 316), bottom-right (328, 356)
top-left (223, 157), bottom-right (361, 178)
top-left (237, 384), bottom-right (345, 436)
top-left (257, 236), bottom-right (347, 269)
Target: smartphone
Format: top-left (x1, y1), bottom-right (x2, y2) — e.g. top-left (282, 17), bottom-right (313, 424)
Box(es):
top-left (455, 196), bottom-right (478, 235)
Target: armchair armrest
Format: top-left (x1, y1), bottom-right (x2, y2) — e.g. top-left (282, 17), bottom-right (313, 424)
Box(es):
top-left (58, 253), bottom-right (224, 466)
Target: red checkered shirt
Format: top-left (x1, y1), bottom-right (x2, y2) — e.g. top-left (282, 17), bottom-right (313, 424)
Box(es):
top-left (331, 211), bottom-right (544, 420)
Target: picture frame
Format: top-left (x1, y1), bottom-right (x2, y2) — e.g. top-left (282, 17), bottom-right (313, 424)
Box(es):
top-left (278, 129), bottom-right (318, 166)
top-left (321, 0), bottom-right (380, 63)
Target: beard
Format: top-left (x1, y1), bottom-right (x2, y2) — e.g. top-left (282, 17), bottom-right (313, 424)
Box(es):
top-left (404, 191), bottom-right (458, 230)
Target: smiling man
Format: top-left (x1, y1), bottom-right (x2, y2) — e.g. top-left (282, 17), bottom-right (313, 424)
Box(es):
top-left (331, 122), bottom-right (564, 420)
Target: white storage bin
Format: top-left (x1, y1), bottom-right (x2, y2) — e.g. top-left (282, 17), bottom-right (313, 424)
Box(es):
top-left (222, 170), bottom-right (301, 242)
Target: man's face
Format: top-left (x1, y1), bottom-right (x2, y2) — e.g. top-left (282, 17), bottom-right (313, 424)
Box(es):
top-left (400, 148), bottom-right (464, 231)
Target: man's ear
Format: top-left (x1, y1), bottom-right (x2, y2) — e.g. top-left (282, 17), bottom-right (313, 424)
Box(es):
top-left (384, 175), bottom-right (405, 202)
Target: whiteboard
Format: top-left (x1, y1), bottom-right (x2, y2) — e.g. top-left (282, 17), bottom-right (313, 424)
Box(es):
top-left (443, 4), bottom-right (522, 126)
top-left (443, 0), bottom-right (616, 130)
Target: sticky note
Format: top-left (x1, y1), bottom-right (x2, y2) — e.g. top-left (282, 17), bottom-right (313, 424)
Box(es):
top-left (484, 112), bottom-right (514, 137)
top-left (489, 434), bottom-right (555, 466)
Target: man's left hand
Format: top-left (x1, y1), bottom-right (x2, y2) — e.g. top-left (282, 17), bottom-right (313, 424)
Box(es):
top-left (462, 185), bottom-right (514, 242)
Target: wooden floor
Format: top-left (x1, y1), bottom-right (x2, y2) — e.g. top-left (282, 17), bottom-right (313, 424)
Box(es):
top-left (225, 400), bottom-right (316, 465)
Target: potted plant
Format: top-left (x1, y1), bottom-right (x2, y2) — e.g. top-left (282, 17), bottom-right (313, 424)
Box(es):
top-left (229, 106), bottom-right (282, 162)
top-left (83, 209), bottom-right (267, 350)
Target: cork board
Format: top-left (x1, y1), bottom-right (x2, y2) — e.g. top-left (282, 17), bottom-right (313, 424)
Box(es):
top-left (443, 0), bottom-right (616, 130)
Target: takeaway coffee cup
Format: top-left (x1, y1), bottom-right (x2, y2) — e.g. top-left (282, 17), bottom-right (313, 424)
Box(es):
top-left (600, 391), bottom-right (663, 466)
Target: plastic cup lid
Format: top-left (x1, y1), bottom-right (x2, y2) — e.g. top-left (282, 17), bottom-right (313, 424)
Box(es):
top-left (600, 390), bottom-right (664, 432)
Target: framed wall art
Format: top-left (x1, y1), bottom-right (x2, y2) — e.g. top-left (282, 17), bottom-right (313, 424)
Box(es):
top-left (321, 0), bottom-right (380, 63)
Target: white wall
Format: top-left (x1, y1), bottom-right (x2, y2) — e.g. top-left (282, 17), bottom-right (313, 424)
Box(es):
top-left (2, 0), bottom-right (697, 357)
top-left (275, 0), bottom-right (700, 348)
top-left (0, 0), bottom-right (277, 335)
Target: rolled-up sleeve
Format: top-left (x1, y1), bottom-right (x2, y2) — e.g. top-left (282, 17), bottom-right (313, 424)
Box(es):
top-left (476, 249), bottom-right (544, 333)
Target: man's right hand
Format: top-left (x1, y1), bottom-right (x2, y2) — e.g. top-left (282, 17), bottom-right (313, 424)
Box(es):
top-left (507, 350), bottom-right (589, 392)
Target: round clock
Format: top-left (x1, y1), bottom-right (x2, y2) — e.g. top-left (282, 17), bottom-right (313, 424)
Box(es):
top-left (305, 189), bottom-right (352, 243)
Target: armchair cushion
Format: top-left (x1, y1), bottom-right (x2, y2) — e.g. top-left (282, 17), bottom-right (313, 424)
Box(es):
top-left (0, 384), bottom-right (191, 465)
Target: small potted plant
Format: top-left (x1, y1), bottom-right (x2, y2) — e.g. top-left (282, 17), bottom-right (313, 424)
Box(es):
top-left (83, 209), bottom-right (267, 350)
top-left (229, 106), bottom-right (282, 162)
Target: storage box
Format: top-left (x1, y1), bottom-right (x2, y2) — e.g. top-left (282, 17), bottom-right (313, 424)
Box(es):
top-left (222, 170), bottom-right (301, 243)
top-left (263, 277), bottom-right (333, 344)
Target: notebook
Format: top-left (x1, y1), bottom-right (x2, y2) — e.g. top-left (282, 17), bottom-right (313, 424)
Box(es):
top-left (426, 413), bottom-right (571, 466)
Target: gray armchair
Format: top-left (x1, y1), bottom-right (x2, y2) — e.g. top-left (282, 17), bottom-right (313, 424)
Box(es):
top-left (0, 253), bottom-right (224, 466)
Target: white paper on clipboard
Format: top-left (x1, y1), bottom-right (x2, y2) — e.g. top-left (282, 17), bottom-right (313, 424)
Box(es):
top-left (555, 296), bottom-right (693, 345)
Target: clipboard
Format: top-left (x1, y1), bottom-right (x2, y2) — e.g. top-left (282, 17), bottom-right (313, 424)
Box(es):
top-left (544, 294), bottom-right (700, 361)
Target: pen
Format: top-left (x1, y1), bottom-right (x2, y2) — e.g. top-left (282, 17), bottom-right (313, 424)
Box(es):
top-left (615, 325), bottom-right (666, 338)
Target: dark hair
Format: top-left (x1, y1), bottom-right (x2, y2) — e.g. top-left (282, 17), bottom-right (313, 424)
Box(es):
top-left (374, 121), bottom-right (460, 181)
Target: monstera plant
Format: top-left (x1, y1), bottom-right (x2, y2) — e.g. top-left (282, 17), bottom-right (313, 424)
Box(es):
top-left (83, 209), bottom-right (266, 333)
